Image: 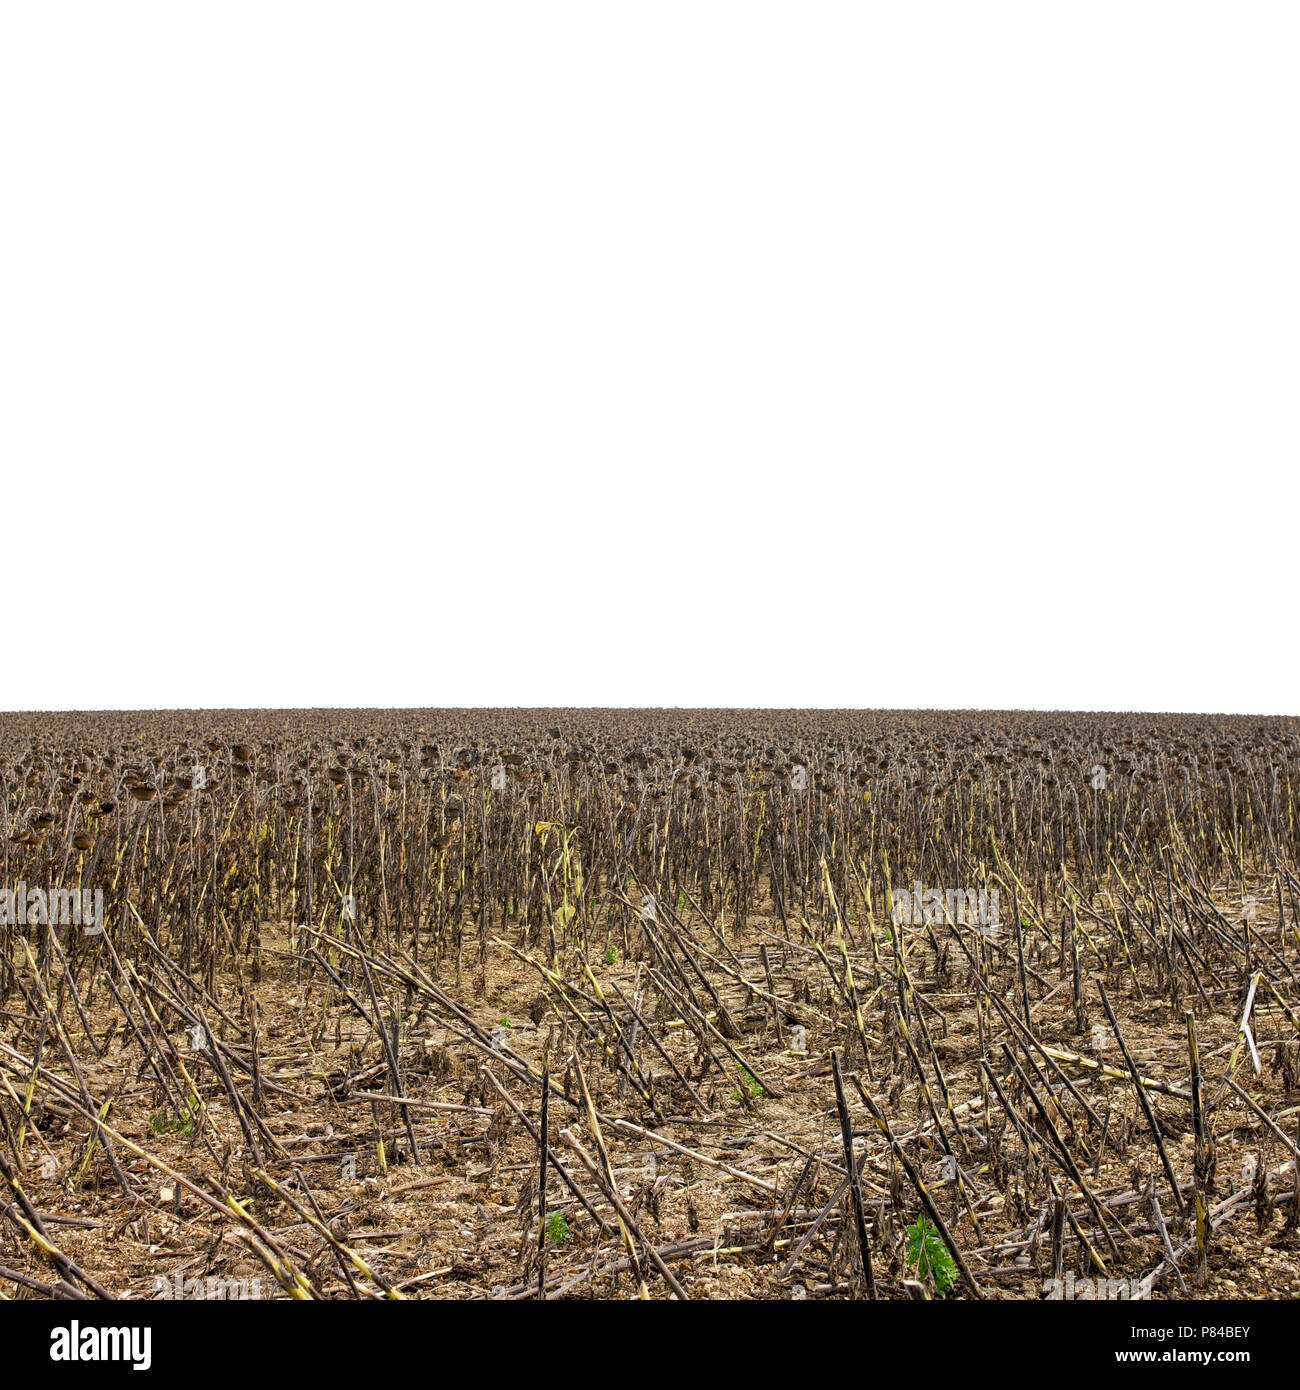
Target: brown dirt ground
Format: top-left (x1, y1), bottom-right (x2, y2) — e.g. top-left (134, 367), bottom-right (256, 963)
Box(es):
top-left (6, 905), bottom-right (1300, 1301)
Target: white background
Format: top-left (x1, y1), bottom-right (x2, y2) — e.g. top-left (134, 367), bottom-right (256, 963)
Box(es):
top-left (2, 4), bottom-right (1295, 713)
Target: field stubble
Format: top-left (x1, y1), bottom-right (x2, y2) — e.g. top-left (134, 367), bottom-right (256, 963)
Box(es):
top-left (1, 709), bottom-right (1298, 1301)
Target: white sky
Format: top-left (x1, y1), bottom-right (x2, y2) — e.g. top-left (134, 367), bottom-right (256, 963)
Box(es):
top-left (2, 4), bottom-right (1296, 714)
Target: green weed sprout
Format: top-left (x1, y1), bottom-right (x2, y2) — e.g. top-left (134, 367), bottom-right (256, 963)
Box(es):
top-left (905, 1214), bottom-right (955, 1297)
top-left (546, 1210), bottom-right (570, 1247)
